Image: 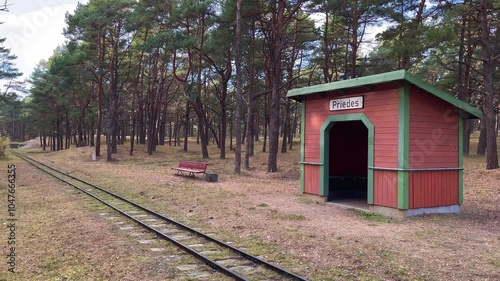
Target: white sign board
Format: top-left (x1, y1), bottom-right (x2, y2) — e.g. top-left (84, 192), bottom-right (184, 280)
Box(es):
top-left (329, 96), bottom-right (364, 111)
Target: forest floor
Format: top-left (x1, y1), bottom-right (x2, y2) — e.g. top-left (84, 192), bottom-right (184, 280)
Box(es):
top-left (1, 136), bottom-right (499, 281)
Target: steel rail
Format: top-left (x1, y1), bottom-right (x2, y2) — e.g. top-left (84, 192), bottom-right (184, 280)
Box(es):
top-left (16, 152), bottom-right (253, 280)
top-left (15, 152), bottom-right (309, 281)
top-left (15, 152), bottom-right (249, 280)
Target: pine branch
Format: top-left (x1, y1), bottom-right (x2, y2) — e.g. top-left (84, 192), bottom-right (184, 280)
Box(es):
top-left (1, 1), bottom-right (9, 12)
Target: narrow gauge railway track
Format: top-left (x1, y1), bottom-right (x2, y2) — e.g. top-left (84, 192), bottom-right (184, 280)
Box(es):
top-left (15, 152), bottom-right (309, 281)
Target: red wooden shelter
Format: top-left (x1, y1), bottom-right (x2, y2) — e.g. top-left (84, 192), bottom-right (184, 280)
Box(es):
top-left (287, 70), bottom-right (482, 217)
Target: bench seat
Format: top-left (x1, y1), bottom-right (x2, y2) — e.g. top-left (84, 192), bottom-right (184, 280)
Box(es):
top-left (171, 161), bottom-right (208, 177)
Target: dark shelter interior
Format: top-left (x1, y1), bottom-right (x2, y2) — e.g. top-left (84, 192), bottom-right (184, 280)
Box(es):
top-left (327, 121), bottom-right (368, 203)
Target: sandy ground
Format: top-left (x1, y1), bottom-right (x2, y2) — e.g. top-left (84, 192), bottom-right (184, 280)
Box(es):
top-left (5, 140), bottom-right (500, 280)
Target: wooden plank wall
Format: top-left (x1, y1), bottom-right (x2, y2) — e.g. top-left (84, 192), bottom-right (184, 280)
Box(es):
top-left (407, 86), bottom-right (460, 208)
top-left (409, 171), bottom-right (459, 208)
top-left (409, 86), bottom-right (459, 169)
top-left (373, 170), bottom-right (398, 208)
top-left (303, 84), bottom-right (400, 198)
top-left (304, 165), bottom-right (320, 195)
top-left (304, 84), bottom-right (400, 166)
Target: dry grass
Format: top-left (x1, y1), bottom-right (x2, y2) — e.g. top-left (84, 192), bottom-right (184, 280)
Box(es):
top-left (3, 135), bottom-right (500, 281)
top-left (0, 155), bottom-right (230, 281)
top-left (0, 162), bottom-right (174, 281)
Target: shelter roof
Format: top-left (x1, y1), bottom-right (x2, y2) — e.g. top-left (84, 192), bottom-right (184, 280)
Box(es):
top-left (287, 70), bottom-right (482, 119)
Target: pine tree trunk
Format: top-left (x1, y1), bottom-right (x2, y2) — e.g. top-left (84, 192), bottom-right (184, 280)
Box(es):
top-left (290, 103), bottom-right (299, 150)
top-left (479, 0), bottom-right (499, 169)
top-left (90, 122), bottom-right (95, 147)
top-left (106, 130), bottom-right (112, 161)
top-left (56, 119), bottom-right (61, 151)
top-left (497, 112), bottom-right (499, 135)
top-left (255, 116), bottom-right (259, 142)
top-left (267, 0), bottom-right (285, 172)
top-left (281, 98), bottom-right (290, 153)
top-left (138, 110), bottom-right (146, 145)
top-left (84, 126), bottom-right (87, 146)
top-left (168, 121), bottom-right (173, 146)
top-left (458, 8), bottom-right (471, 156)
top-left (462, 120), bottom-right (471, 156)
top-left (130, 99), bottom-right (136, 156)
top-left (112, 130), bottom-right (117, 153)
top-left (65, 113), bottom-right (71, 149)
top-left (351, 0), bottom-right (359, 77)
top-left (196, 98), bottom-right (209, 159)
top-left (220, 84), bottom-right (227, 159)
top-left (244, 98), bottom-right (254, 169)
top-left (262, 118), bottom-right (267, 153)
top-left (107, 95), bottom-right (118, 160)
top-left (95, 33), bottom-right (105, 157)
top-left (77, 121), bottom-right (83, 147)
top-left (234, 0), bottom-right (242, 173)
top-left (96, 85), bottom-right (102, 156)
top-left (245, 22), bottom-right (256, 168)
top-left (477, 123), bottom-right (487, 156)
top-left (184, 103), bottom-right (190, 152)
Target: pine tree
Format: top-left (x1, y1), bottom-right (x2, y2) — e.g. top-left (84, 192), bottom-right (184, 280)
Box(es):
top-left (0, 38), bottom-right (21, 83)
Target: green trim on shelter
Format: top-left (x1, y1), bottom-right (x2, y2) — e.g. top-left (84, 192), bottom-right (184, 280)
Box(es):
top-left (291, 71), bottom-right (480, 210)
top-left (458, 117), bottom-right (464, 205)
top-left (287, 70), bottom-right (482, 119)
top-left (319, 113), bottom-right (374, 204)
top-left (300, 100), bottom-right (306, 193)
top-left (397, 83), bottom-right (410, 209)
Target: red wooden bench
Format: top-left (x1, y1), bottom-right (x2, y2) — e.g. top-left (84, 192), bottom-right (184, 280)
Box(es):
top-left (171, 161), bottom-right (208, 177)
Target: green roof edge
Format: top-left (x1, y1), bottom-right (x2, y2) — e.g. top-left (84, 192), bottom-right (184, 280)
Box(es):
top-left (402, 72), bottom-right (482, 119)
top-left (287, 70), bottom-right (482, 119)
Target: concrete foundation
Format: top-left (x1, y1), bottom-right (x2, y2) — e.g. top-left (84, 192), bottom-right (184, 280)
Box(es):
top-left (369, 205), bottom-right (461, 218)
top-left (303, 193), bottom-right (461, 218)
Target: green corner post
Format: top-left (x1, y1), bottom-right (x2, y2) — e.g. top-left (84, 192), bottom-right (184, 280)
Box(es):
top-left (397, 82), bottom-right (410, 209)
top-left (300, 99), bottom-right (306, 193)
top-left (458, 117), bottom-right (463, 205)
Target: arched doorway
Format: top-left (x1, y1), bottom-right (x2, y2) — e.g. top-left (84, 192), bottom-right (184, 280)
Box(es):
top-left (320, 114), bottom-right (374, 206)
